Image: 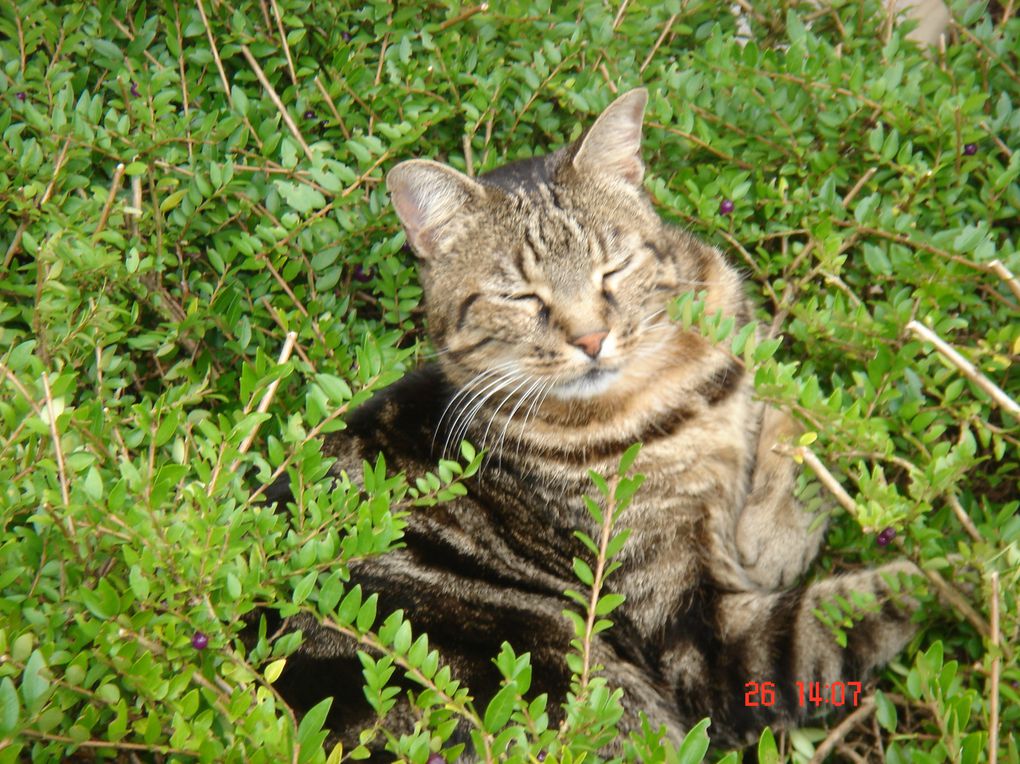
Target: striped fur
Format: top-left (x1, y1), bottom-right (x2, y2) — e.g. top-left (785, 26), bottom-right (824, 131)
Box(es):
top-left (269, 89), bottom-right (919, 755)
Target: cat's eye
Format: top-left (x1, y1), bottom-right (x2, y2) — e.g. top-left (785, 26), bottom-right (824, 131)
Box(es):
top-left (601, 257), bottom-right (633, 282)
top-left (507, 293), bottom-right (549, 322)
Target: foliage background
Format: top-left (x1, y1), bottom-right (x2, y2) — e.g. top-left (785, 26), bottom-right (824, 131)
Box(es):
top-left (0, 0), bottom-right (1017, 761)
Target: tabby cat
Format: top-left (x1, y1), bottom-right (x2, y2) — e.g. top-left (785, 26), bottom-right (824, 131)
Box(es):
top-left (266, 88), bottom-right (919, 756)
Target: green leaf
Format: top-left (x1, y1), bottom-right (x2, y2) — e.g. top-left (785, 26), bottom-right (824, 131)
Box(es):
top-left (757, 726), bottom-right (779, 764)
top-left (21, 651), bottom-right (49, 712)
top-left (676, 717), bottom-right (711, 764)
top-left (483, 682), bottom-right (518, 732)
top-left (0, 678), bottom-right (19, 736)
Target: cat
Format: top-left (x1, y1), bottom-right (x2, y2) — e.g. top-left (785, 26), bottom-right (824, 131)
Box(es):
top-left (264, 88), bottom-right (920, 758)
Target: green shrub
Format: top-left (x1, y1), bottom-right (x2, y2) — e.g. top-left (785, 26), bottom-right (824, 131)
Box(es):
top-left (0, 0), bottom-right (1017, 761)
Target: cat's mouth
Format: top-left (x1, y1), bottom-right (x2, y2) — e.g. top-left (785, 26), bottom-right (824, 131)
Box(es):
top-left (550, 365), bottom-right (622, 400)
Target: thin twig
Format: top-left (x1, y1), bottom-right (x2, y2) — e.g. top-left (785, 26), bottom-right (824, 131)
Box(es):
top-left (195, 0), bottom-right (232, 105)
top-left (809, 694), bottom-right (877, 764)
top-left (438, 3), bottom-right (488, 31)
top-left (260, 297), bottom-right (316, 372)
top-left (841, 167), bottom-right (878, 207)
top-left (989, 571), bottom-right (1000, 764)
top-left (269, 0), bottom-right (297, 86)
top-left (41, 372), bottom-right (71, 511)
top-left (947, 494), bottom-right (982, 543)
top-left (230, 331), bottom-right (297, 470)
top-left (3, 136), bottom-right (72, 269)
top-left (462, 134), bottom-right (474, 177)
top-left (313, 75), bottom-right (350, 139)
top-left (907, 321), bottom-right (1020, 420)
top-left (781, 445), bottom-right (859, 515)
top-left (93, 163), bottom-right (126, 242)
top-left (987, 259), bottom-right (1020, 303)
top-left (240, 44), bottom-right (314, 162)
top-left (925, 567), bottom-right (997, 648)
top-left (640, 13), bottom-right (678, 73)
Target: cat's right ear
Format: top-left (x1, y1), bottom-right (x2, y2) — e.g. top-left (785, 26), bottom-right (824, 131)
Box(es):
top-left (387, 160), bottom-right (485, 258)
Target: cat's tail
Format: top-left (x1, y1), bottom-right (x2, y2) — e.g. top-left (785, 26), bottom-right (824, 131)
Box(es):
top-left (667, 561), bottom-right (921, 746)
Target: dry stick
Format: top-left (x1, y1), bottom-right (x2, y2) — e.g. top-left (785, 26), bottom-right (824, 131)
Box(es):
top-left (784, 445), bottom-right (859, 515)
top-left (269, 0), bottom-right (297, 87)
top-left (3, 136), bottom-right (73, 269)
top-left (260, 297), bottom-right (316, 372)
top-left (92, 162), bottom-right (126, 242)
top-left (841, 166), bottom-right (878, 207)
top-left (640, 12), bottom-right (678, 73)
top-left (989, 572), bottom-right (1002, 764)
top-left (907, 321), bottom-right (1020, 420)
top-left (926, 567), bottom-right (996, 648)
top-left (40, 372), bottom-right (72, 519)
top-left (313, 75), bottom-right (350, 139)
top-left (229, 331), bottom-right (297, 472)
top-left (462, 134), bottom-right (475, 177)
top-left (129, 174), bottom-right (143, 239)
top-left (987, 259), bottom-right (1020, 303)
top-left (240, 44), bottom-right (314, 162)
top-left (947, 494), bottom-right (982, 543)
top-left (438, 3), bottom-right (488, 32)
top-left (195, 0), bottom-right (233, 105)
top-left (809, 694), bottom-right (877, 764)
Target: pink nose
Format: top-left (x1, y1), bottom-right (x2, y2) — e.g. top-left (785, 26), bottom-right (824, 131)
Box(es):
top-left (572, 331), bottom-right (609, 359)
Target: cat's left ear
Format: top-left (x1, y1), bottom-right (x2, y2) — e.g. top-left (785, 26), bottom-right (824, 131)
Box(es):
top-left (572, 88), bottom-right (648, 186)
top-left (387, 159), bottom-right (486, 258)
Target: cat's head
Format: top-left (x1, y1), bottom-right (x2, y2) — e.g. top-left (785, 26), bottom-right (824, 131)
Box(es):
top-left (387, 88), bottom-right (717, 401)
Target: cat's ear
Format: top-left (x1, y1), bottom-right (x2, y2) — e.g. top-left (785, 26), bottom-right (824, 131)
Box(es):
top-left (387, 159), bottom-right (485, 257)
top-left (572, 88), bottom-right (648, 186)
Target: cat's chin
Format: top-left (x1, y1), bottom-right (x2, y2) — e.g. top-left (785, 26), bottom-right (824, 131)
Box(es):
top-left (548, 367), bottom-right (623, 400)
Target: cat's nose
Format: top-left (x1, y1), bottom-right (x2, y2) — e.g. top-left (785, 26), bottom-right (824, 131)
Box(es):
top-left (572, 331), bottom-right (609, 359)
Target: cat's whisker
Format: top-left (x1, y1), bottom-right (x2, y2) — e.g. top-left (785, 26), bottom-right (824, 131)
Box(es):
top-left (494, 376), bottom-right (546, 471)
top-left (434, 361), bottom-right (519, 455)
top-left (440, 367), bottom-right (515, 459)
top-left (445, 369), bottom-right (523, 460)
top-left (479, 374), bottom-right (537, 464)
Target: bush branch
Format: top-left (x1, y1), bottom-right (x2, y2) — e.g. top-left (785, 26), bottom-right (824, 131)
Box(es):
top-left (907, 320), bottom-right (1020, 420)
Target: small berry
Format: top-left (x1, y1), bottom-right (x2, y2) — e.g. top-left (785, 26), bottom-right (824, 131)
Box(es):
top-left (719, 198), bottom-right (735, 215)
top-left (16, 92), bottom-right (26, 102)
top-left (537, 753), bottom-right (547, 762)
top-left (426, 755), bottom-right (444, 764)
top-left (130, 81), bottom-right (139, 98)
top-left (304, 109), bottom-right (316, 120)
top-left (341, 31), bottom-right (352, 42)
top-left (191, 631), bottom-right (209, 650)
top-left (876, 527), bottom-right (896, 547)
top-left (353, 264), bottom-right (373, 283)
top-left (963, 143), bottom-right (978, 156)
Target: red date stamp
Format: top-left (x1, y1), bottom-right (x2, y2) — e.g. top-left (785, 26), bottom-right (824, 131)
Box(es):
top-left (744, 680), bottom-right (863, 708)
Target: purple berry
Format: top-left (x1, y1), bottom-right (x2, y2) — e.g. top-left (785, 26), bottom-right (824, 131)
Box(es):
top-left (130, 81), bottom-right (139, 98)
top-left (537, 753), bottom-right (547, 762)
top-left (876, 527), bottom-right (896, 547)
top-left (342, 31), bottom-right (352, 42)
top-left (304, 109), bottom-right (316, 120)
top-left (719, 198), bottom-right (735, 215)
top-left (353, 265), bottom-right (373, 283)
top-left (191, 631), bottom-right (209, 650)
top-left (16, 92), bottom-right (26, 102)
top-left (963, 143), bottom-right (978, 156)
top-left (426, 755), bottom-right (444, 764)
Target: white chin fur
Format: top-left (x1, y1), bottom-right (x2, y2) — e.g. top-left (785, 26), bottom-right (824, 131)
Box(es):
top-left (549, 368), bottom-right (622, 400)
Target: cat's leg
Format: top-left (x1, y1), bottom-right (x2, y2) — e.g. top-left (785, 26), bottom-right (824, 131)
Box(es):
top-left (667, 561), bottom-right (920, 746)
top-left (735, 406), bottom-right (827, 589)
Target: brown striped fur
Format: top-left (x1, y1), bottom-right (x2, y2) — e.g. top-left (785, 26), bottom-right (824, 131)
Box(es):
top-left (268, 89), bottom-right (919, 756)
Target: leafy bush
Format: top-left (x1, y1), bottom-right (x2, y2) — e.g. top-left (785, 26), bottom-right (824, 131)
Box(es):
top-left (0, 0), bottom-right (1017, 762)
